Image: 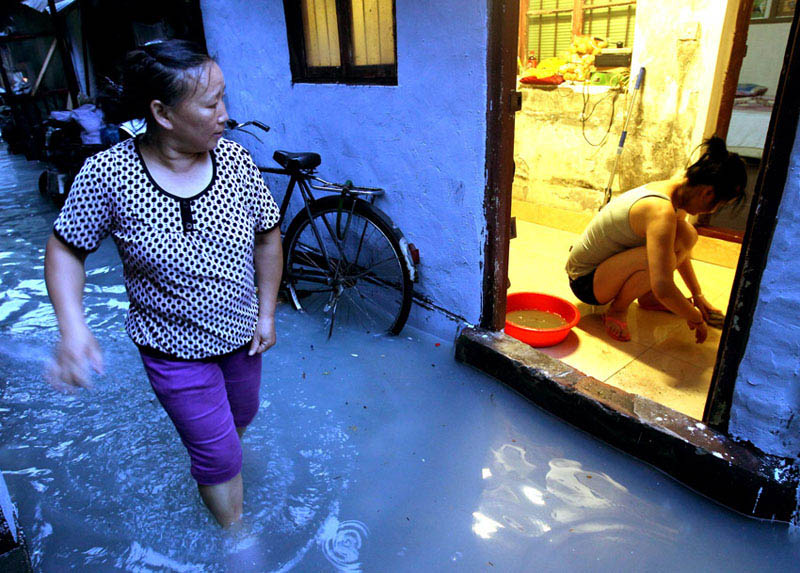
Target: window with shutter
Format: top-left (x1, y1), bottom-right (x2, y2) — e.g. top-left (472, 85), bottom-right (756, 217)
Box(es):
top-left (526, 1), bottom-right (636, 61)
top-left (284, 0), bottom-right (397, 85)
top-left (583, 0), bottom-right (636, 49)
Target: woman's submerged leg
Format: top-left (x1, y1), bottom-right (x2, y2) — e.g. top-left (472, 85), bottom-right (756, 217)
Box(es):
top-left (140, 354), bottom-right (246, 527)
top-left (195, 341), bottom-right (265, 527)
top-left (198, 474), bottom-right (243, 527)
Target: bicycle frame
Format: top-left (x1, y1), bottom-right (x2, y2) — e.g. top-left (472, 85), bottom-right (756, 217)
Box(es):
top-left (261, 165), bottom-right (383, 291)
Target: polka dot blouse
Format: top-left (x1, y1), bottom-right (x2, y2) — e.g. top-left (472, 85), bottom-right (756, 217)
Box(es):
top-left (53, 138), bottom-right (281, 360)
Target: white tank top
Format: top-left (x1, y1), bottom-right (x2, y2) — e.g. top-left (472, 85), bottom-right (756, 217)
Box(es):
top-left (565, 185), bottom-right (672, 279)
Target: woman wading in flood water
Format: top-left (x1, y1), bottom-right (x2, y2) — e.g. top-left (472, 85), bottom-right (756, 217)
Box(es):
top-left (44, 40), bottom-right (282, 527)
top-left (566, 137), bottom-right (746, 343)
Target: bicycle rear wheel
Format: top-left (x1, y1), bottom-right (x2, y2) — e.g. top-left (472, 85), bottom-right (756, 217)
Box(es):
top-left (283, 195), bottom-right (413, 335)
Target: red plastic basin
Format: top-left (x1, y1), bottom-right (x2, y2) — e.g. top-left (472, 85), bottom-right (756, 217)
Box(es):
top-left (505, 292), bottom-right (580, 348)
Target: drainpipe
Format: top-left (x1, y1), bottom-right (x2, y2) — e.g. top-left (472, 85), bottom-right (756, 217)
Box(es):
top-left (48, 0), bottom-right (81, 106)
top-left (0, 473), bottom-right (33, 571)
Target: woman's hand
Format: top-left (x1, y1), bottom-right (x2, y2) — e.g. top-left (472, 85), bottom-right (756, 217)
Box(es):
top-left (249, 315), bottom-right (276, 355)
top-left (47, 325), bottom-right (104, 393)
top-left (686, 309), bottom-right (708, 344)
top-left (691, 293), bottom-right (719, 322)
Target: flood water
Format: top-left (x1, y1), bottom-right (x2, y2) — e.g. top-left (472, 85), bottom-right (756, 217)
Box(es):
top-left (1, 144), bottom-right (799, 571)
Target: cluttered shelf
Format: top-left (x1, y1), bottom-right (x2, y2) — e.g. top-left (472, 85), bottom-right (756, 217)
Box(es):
top-left (518, 35), bottom-right (632, 92)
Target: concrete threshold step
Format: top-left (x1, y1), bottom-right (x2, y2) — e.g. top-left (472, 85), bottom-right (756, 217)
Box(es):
top-left (455, 326), bottom-right (798, 522)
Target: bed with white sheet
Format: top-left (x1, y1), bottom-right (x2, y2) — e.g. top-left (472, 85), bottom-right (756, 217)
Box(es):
top-left (727, 96), bottom-right (774, 159)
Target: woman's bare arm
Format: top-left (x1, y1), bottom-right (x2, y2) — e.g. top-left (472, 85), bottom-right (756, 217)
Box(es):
top-left (677, 258), bottom-right (720, 321)
top-left (249, 227), bottom-right (283, 355)
top-left (645, 209), bottom-right (706, 341)
top-left (677, 257), bottom-right (702, 298)
top-left (44, 234), bottom-right (104, 389)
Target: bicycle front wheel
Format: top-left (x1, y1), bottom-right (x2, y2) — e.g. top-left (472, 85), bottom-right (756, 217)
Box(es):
top-left (283, 196), bottom-right (412, 335)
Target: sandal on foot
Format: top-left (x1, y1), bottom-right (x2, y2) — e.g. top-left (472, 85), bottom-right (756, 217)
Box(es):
top-left (706, 309), bottom-right (725, 329)
top-left (603, 314), bottom-right (631, 342)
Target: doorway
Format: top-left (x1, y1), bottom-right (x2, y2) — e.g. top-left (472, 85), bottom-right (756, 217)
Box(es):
top-left (698, 0), bottom-right (795, 241)
top-left (486, 0), bottom-right (799, 423)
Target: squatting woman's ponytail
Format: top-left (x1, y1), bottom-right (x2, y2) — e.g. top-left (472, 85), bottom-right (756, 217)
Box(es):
top-left (685, 136), bottom-right (747, 206)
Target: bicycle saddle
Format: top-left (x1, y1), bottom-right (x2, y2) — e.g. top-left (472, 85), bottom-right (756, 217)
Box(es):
top-left (273, 150), bottom-right (321, 171)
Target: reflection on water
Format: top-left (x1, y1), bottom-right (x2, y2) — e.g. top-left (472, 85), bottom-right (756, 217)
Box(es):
top-left (473, 441), bottom-right (678, 556)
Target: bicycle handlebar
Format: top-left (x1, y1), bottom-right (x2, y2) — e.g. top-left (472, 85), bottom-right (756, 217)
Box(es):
top-left (226, 119), bottom-right (270, 133)
top-left (225, 119), bottom-right (270, 143)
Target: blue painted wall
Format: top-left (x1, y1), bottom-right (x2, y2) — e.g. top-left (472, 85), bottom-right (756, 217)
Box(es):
top-left (200, 1), bottom-right (489, 337)
top-left (730, 127), bottom-right (800, 459)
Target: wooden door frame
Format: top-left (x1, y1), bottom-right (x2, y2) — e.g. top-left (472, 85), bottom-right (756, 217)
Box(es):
top-left (481, 0), bottom-right (519, 331)
top-left (483, 0), bottom-right (800, 433)
top-left (715, 0), bottom-right (755, 140)
top-left (518, 0), bottom-right (529, 63)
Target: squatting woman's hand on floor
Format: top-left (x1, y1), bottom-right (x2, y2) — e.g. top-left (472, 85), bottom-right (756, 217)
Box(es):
top-left (687, 317), bottom-right (708, 344)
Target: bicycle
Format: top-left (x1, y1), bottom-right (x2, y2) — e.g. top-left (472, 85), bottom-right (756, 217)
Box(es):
top-left (226, 119), bottom-right (418, 337)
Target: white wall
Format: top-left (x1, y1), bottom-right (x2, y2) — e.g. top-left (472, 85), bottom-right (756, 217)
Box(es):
top-left (629, 0), bottom-right (734, 168)
top-left (739, 22), bottom-right (792, 95)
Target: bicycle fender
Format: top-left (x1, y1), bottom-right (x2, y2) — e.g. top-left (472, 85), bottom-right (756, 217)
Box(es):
top-left (365, 203), bottom-right (419, 284)
top-left (398, 236), bottom-right (418, 283)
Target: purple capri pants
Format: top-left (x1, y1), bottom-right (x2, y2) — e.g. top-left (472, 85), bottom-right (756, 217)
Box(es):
top-left (139, 345), bottom-right (262, 486)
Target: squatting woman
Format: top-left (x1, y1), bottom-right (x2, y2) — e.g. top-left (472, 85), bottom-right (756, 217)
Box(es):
top-left (566, 137), bottom-right (746, 343)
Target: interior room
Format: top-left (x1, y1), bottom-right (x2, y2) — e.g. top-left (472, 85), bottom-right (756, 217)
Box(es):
top-left (507, 0), bottom-right (795, 420)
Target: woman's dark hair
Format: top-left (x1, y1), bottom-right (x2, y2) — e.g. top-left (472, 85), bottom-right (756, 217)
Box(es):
top-left (104, 39), bottom-right (212, 132)
top-left (685, 136), bottom-right (747, 207)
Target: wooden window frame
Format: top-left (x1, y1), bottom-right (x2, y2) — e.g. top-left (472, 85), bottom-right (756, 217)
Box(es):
top-left (519, 0), bottom-right (637, 62)
top-left (751, 0), bottom-right (796, 24)
top-left (282, 0), bottom-right (397, 86)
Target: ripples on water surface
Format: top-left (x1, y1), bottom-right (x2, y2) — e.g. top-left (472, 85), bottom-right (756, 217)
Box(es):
top-left (1, 145), bottom-right (799, 572)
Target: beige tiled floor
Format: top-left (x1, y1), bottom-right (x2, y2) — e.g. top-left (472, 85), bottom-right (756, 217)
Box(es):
top-left (508, 220), bottom-right (739, 420)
